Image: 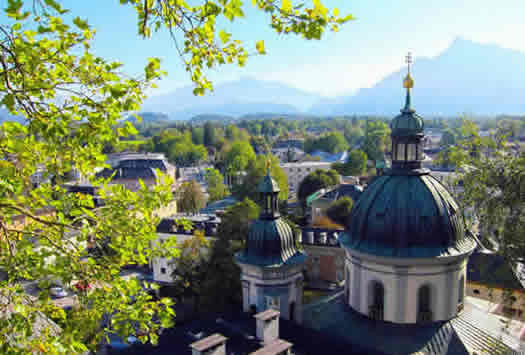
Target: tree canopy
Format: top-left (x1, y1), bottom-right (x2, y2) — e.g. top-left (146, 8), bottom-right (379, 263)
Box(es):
top-left (177, 180), bottom-right (206, 214)
top-left (363, 120), bottom-right (390, 161)
top-left (325, 196), bottom-right (354, 226)
top-left (0, 0), bottom-right (351, 352)
top-left (332, 149), bottom-right (367, 176)
top-left (205, 168), bottom-right (229, 203)
top-left (297, 169), bottom-right (339, 206)
top-left (304, 131), bottom-right (349, 154)
top-left (448, 119), bottom-right (525, 265)
top-left (233, 154), bottom-right (289, 201)
top-left (216, 198), bottom-right (260, 244)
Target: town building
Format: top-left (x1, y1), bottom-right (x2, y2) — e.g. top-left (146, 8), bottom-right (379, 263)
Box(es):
top-left (235, 168), bottom-right (307, 323)
top-left (151, 215), bottom-right (219, 285)
top-left (97, 152), bottom-right (176, 192)
top-left (309, 184), bottom-right (364, 224)
top-left (280, 162), bottom-right (332, 196)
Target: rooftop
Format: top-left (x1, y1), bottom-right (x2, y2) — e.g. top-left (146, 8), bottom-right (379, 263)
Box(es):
top-left (250, 339), bottom-right (293, 355)
top-left (190, 333), bottom-right (227, 352)
top-left (303, 292), bottom-right (523, 354)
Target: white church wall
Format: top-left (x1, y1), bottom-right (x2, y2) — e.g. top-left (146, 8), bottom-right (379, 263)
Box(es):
top-left (346, 249), bottom-right (470, 324)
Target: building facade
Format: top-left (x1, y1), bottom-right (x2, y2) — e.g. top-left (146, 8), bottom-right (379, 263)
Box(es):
top-left (280, 162), bottom-right (332, 196)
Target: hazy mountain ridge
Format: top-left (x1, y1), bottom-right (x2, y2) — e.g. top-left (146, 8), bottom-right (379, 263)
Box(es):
top-left (143, 77), bottom-right (321, 120)
top-left (310, 38), bottom-right (525, 116)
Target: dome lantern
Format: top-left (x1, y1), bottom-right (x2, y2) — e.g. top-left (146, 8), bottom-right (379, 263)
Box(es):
top-left (257, 161), bottom-right (281, 219)
top-left (390, 52), bottom-right (426, 173)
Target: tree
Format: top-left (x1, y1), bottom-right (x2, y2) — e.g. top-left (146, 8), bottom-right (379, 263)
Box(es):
top-left (178, 181), bottom-right (206, 214)
top-left (326, 197), bottom-right (354, 226)
top-left (440, 128), bottom-right (457, 148)
top-left (233, 154), bottom-right (289, 201)
top-left (216, 198), bottom-right (260, 245)
top-left (298, 169), bottom-right (340, 206)
top-left (332, 149), bottom-right (367, 176)
top-left (203, 122), bottom-right (217, 148)
top-left (363, 121), bottom-right (390, 161)
top-left (304, 131), bottom-right (348, 153)
top-left (448, 119), bottom-right (525, 265)
top-left (169, 230), bottom-right (211, 313)
top-left (224, 140), bottom-right (256, 176)
top-left (0, 0), bottom-right (351, 352)
top-left (205, 168), bottom-right (229, 203)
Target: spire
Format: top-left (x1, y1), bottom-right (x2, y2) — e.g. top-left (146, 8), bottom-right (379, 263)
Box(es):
top-left (402, 52), bottom-right (414, 113)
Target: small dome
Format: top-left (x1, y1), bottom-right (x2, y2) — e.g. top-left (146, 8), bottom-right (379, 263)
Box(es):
top-left (340, 173), bottom-right (476, 258)
top-left (257, 174), bottom-right (280, 194)
top-left (240, 218), bottom-right (304, 266)
top-left (390, 109), bottom-right (424, 136)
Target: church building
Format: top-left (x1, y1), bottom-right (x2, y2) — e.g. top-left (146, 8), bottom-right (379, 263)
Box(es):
top-left (236, 166), bottom-right (307, 323)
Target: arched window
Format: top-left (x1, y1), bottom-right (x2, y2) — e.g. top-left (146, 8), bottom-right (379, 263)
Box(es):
top-left (368, 281), bottom-right (384, 321)
top-left (458, 275), bottom-right (465, 312)
top-left (417, 285), bottom-right (432, 323)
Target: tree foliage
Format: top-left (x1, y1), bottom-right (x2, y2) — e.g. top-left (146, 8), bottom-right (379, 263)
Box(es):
top-left (332, 149), bottom-right (367, 176)
top-left (297, 169), bottom-right (339, 206)
top-left (216, 198), bottom-right (260, 244)
top-left (304, 131), bottom-right (348, 153)
top-left (177, 180), bottom-right (206, 214)
top-left (224, 140), bottom-right (256, 176)
top-left (363, 120), bottom-right (390, 161)
top-left (233, 154), bottom-right (289, 201)
top-left (0, 0), bottom-right (351, 352)
top-left (169, 230), bottom-right (211, 312)
top-left (205, 168), bottom-right (229, 203)
top-left (448, 119), bottom-right (525, 264)
top-left (325, 196), bottom-right (354, 226)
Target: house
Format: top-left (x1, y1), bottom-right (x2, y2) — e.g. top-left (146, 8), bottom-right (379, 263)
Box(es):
top-left (151, 216), bottom-right (219, 285)
top-left (280, 162), bottom-right (332, 196)
top-left (309, 184), bottom-right (364, 224)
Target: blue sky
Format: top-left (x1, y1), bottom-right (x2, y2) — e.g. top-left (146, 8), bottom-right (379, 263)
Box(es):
top-left (56, 0), bottom-right (525, 97)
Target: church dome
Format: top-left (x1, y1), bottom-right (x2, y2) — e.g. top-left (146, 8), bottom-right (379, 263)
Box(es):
top-left (244, 218), bottom-right (300, 266)
top-left (341, 173), bottom-right (476, 258)
top-left (341, 57), bottom-right (476, 259)
top-left (237, 167), bottom-right (306, 267)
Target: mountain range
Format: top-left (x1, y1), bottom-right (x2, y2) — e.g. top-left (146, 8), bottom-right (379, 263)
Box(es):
top-left (3, 38), bottom-right (525, 124)
top-left (143, 38), bottom-right (525, 119)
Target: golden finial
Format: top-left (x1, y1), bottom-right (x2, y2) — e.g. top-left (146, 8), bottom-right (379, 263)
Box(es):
top-left (403, 52), bottom-right (414, 89)
top-left (265, 158), bottom-right (271, 174)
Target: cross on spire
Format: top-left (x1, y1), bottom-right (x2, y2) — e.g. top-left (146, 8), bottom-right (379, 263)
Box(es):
top-left (405, 52), bottom-right (412, 74)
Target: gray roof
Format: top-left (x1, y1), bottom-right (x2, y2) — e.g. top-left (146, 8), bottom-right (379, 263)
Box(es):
top-left (342, 173), bottom-right (477, 258)
top-left (303, 293), bottom-right (521, 355)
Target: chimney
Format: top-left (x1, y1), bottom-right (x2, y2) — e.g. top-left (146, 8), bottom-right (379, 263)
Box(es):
top-left (254, 309), bottom-right (280, 346)
top-left (249, 339), bottom-right (293, 355)
top-left (189, 333), bottom-right (227, 355)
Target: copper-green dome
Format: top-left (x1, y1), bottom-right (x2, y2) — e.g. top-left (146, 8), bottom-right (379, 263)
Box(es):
top-left (257, 174), bottom-right (280, 194)
top-left (391, 107), bottom-right (424, 137)
top-left (238, 218), bottom-right (305, 266)
top-left (340, 173), bottom-right (476, 258)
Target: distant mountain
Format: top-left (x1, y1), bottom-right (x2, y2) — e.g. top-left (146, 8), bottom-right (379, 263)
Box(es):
top-left (143, 77), bottom-right (322, 120)
top-left (310, 38), bottom-right (525, 116)
top-left (126, 112), bottom-right (171, 123)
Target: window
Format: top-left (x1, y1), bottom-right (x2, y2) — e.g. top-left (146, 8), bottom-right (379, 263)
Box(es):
top-left (417, 285), bottom-right (432, 323)
top-left (265, 296), bottom-right (280, 311)
top-left (473, 289), bottom-right (480, 295)
top-left (407, 143), bottom-right (416, 161)
top-left (396, 143), bottom-right (406, 161)
top-left (368, 281), bottom-right (384, 321)
top-left (160, 267), bottom-right (166, 274)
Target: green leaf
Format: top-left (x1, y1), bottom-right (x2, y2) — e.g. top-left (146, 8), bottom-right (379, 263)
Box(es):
top-left (219, 29), bottom-right (231, 44)
top-left (256, 40), bottom-right (265, 54)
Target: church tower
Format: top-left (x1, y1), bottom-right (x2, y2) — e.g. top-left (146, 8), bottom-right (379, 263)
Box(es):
top-left (236, 165), bottom-right (307, 323)
top-left (340, 53), bottom-right (477, 324)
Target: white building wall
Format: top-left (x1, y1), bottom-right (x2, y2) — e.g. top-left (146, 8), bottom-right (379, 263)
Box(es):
top-left (346, 251), bottom-right (469, 324)
top-left (238, 262), bottom-right (304, 323)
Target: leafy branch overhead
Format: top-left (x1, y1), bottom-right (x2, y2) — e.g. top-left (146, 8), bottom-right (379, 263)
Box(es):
top-left (120, 0), bottom-right (353, 94)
